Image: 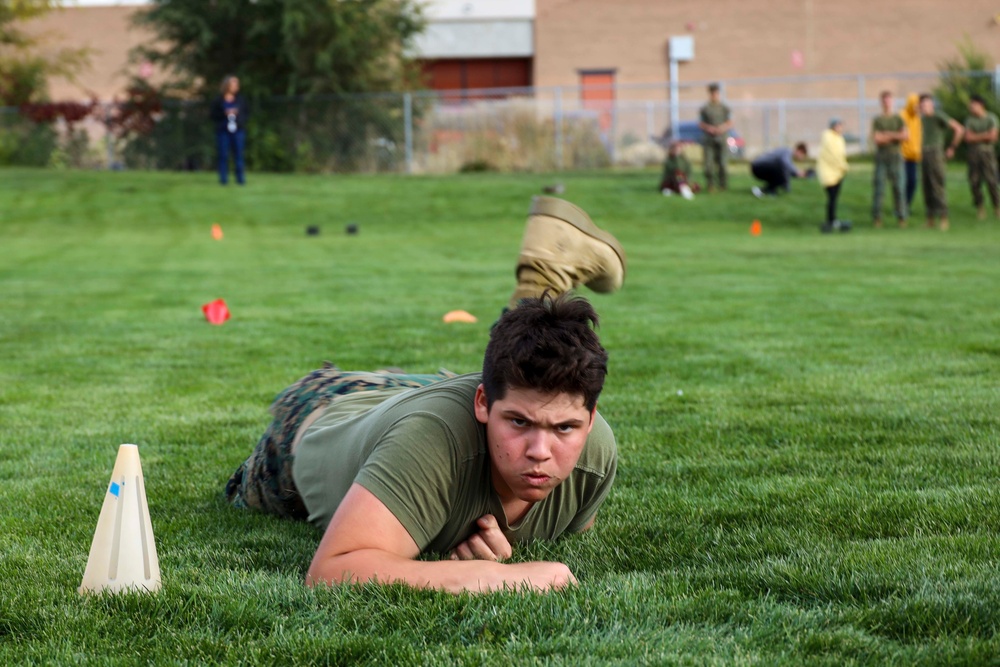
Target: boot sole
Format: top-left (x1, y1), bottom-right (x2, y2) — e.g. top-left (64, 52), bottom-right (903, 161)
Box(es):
top-left (529, 196), bottom-right (627, 279)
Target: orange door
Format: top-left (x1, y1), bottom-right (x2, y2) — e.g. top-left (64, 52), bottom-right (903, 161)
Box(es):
top-left (580, 70), bottom-right (615, 132)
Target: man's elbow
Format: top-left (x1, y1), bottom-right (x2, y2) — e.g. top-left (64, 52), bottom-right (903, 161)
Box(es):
top-left (305, 559), bottom-right (341, 587)
top-left (306, 550), bottom-right (359, 588)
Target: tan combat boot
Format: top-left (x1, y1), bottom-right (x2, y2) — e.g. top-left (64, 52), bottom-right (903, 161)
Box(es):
top-left (507, 196), bottom-right (626, 309)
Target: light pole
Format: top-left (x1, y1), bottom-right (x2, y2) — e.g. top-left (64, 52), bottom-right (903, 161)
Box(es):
top-left (669, 36), bottom-right (694, 137)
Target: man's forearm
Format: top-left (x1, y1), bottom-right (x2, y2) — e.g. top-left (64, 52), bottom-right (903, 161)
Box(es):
top-left (949, 122), bottom-right (965, 148)
top-left (966, 130), bottom-right (996, 144)
top-left (307, 549), bottom-right (575, 594)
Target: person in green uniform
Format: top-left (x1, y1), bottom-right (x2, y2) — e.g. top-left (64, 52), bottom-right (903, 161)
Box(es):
top-left (871, 91), bottom-right (909, 228)
top-left (964, 94), bottom-right (1000, 220)
top-left (659, 141), bottom-right (699, 198)
top-left (225, 197), bottom-right (625, 594)
top-left (920, 94), bottom-right (964, 231)
top-left (698, 83), bottom-right (732, 192)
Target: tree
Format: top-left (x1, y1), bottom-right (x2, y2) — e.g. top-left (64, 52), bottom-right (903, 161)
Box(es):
top-left (934, 38), bottom-right (998, 160)
top-left (0, 0), bottom-right (88, 105)
top-left (0, 1), bottom-right (91, 167)
top-left (131, 0), bottom-right (425, 98)
top-left (129, 0), bottom-right (426, 172)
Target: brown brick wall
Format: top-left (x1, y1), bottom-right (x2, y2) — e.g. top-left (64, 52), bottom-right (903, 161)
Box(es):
top-left (25, 7), bottom-right (152, 101)
top-left (22, 1), bottom-right (1000, 103)
top-left (536, 0), bottom-right (1000, 95)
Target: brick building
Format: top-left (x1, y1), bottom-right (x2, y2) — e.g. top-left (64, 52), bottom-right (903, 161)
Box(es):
top-left (535, 0), bottom-right (1000, 89)
top-left (24, 1), bottom-right (1000, 102)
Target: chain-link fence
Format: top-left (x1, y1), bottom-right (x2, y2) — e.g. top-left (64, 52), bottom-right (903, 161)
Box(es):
top-left (2, 70), bottom-right (998, 174)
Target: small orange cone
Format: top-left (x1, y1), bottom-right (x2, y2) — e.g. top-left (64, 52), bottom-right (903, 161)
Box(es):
top-left (750, 220), bottom-right (762, 236)
top-left (443, 310), bottom-right (477, 324)
top-left (211, 224), bottom-right (223, 240)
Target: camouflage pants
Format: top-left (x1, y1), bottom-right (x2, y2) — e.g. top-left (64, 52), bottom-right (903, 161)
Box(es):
top-left (922, 149), bottom-right (948, 218)
top-left (872, 151), bottom-right (906, 221)
top-left (703, 141), bottom-right (728, 189)
top-left (967, 147), bottom-right (1000, 209)
top-left (224, 363), bottom-right (454, 520)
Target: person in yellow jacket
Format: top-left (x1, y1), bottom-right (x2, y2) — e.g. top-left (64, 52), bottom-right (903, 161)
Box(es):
top-left (900, 93), bottom-right (922, 209)
top-left (817, 119), bottom-right (851, 232)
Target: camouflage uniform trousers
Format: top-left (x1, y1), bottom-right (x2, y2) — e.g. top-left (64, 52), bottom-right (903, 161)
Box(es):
top-left (872, 150), bottom-right (906, 221)
top-left (703, 141), bottom-right (728, 189)
top-left (224, 363), bottom-right (454, 520)
top-left (967, 146), bottom-right (1000, 209)
top-left (922, 148), bottom-right (948, 218)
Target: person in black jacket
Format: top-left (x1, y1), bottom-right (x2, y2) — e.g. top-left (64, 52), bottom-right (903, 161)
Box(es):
top-left (210, 75), bottom-right (249, 185)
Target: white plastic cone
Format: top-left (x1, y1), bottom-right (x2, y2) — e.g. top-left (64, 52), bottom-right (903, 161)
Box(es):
top-left (79, 444), bottom-right (161, 595)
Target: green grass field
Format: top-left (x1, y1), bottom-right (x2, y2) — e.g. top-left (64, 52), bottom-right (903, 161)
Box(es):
top-left (2, 165), bottom-right (999, 665)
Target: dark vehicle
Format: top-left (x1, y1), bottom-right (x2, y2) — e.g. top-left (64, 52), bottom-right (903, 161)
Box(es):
top-left (662, 121), bottom-right (745, 158)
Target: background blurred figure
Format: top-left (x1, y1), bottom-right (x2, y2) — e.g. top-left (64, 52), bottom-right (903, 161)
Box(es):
top-left (963, 94), bottom-right (1000, 219)
top-left (659, 142), bottom-right (699, 199)
top-left (818, 119), bottom-right (850, 233)
top-left (900, 93), bottom-right (922, 210)
top-left (871, 91), bottom-right (908, 228)
top-left (919, 94), bottom-right (964, 230)
top-left (750, 143), bottom-right (808, 197)
top-left (698, 83), bottom-right (732, 192)
top-left (211, 75), bottom-right (249, 186)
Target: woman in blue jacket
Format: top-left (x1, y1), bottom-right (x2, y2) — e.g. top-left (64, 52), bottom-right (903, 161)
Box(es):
top-left (210, 75), bottom-right (249, 185)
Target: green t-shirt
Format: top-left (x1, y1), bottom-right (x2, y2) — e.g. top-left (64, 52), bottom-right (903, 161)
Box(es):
top-left (292, 373), bottom-right (618, 554)
top-left (662, 154), bottom-right (691, 181)
top-left (699, 102), bottom-right (730, 145)
top-left (965, 112), bottom-right (999, 152)
top-left (871, 114), bottom-right (904, 154)
top-left (922, 111), bottom-right (954, 151)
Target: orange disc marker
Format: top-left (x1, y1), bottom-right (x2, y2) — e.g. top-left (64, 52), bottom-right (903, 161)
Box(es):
top-left (443, 310), bottom-right (477, 324)
top-left (750, 220), bottom-right (762, 236)
top-left (211, 224), bottom-right (223, 240)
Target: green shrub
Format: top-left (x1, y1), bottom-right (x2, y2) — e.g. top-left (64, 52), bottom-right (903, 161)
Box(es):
top-left (0, 112), bottom-right (57, 166)
top-left (934, 39), bottom-right (998, 161)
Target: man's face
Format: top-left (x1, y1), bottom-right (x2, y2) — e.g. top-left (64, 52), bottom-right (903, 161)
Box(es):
top-left (709, 89), bottom-right (720, 103)
top-left (970, 100), bottom-right (985, 117)
top-left (881, 94), bottom-right (893, 113)
top-left (475, 385), bottom-right (595, 507)
top-left (920, 98), bottom-right (934, 116)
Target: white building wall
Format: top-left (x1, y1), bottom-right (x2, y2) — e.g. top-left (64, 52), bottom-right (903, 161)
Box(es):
top-left (413, 20), bottom-right (533, 58)
top-left (421, 0), bottom-right (534, 20)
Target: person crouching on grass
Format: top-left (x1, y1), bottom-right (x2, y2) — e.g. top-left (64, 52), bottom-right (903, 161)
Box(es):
top-left (225, 196), bottom-right (626, 594)
top-left (659, 141), bottom-right (699, 199)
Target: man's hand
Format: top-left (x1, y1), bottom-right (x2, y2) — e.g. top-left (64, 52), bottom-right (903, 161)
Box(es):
top-left (946, 146), bottom-right (955, 159)
top-left (450, 514), bottom-right (513, 562)
top-left (306, 484), bottom-right (577, 594)
top-left (506, 562), bottom-right (577, 591)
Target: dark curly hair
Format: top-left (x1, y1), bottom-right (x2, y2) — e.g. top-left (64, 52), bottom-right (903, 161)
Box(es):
top-left (481, 293), bottom-right (608, 412)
